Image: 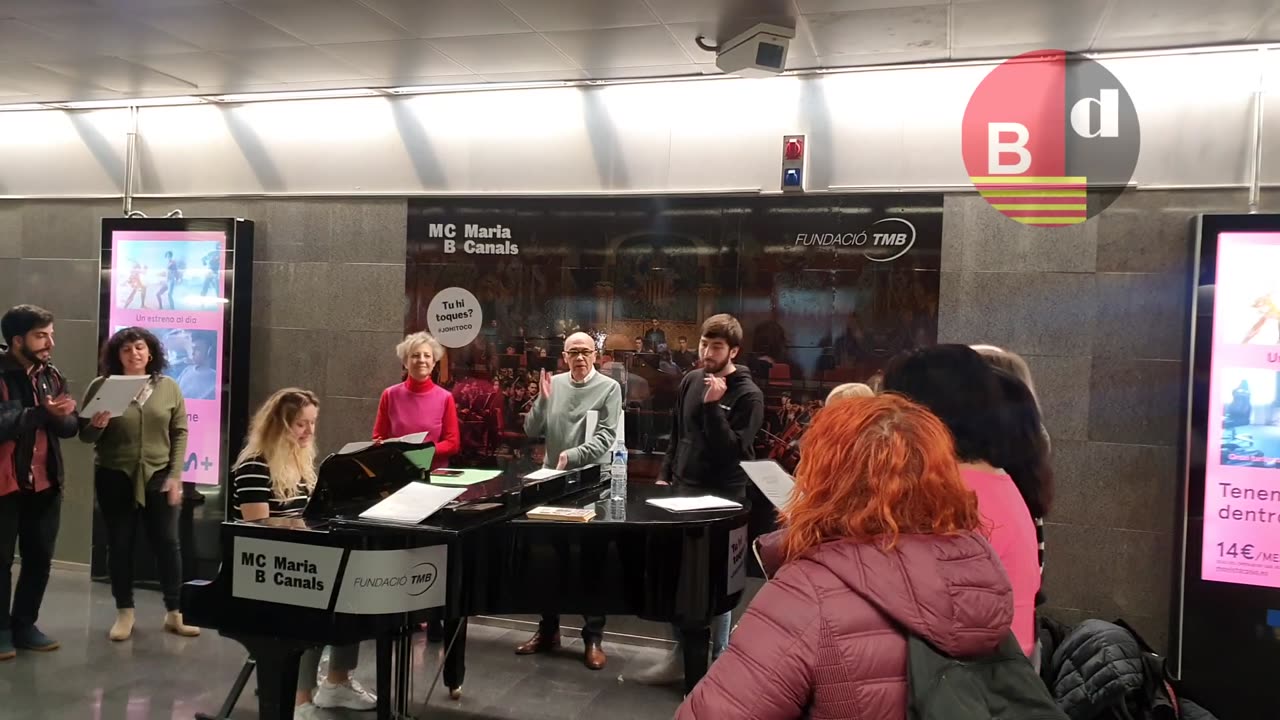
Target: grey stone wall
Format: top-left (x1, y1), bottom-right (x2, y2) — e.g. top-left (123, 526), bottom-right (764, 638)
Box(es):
top-left (938, 189), bottom-right (1254, 653)
top-left (0, 191), bottom-right (1258, 654)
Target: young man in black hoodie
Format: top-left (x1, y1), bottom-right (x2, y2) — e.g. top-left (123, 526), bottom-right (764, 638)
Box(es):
top-left (637, 313), bottom-right (764, 685)
top-left (0, 305), bottom-right (78, 660)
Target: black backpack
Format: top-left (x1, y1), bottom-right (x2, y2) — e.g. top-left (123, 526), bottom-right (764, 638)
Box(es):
top-left (908, 633), bottom-right (1069, 720)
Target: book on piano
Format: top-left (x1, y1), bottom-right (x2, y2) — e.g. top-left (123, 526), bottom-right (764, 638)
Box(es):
top-left (526, 506), bottom-right (597, 522)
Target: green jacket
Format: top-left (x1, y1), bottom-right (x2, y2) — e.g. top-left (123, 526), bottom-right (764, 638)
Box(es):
top-left (79, 375), bottom-right (188, 505)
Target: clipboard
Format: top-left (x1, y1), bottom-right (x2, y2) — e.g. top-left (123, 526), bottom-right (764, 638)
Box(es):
top-left (79, 375), bottom-right (150, 418)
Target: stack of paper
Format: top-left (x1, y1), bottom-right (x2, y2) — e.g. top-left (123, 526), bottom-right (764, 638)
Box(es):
top-left (523, 467), bottom-right (569, 481)
top-left (428, 468), bottom-right (502, 487)
top-left (646, 496), bottom-right (743, 513)
top-left (359, 482), bottom-right (465, 524)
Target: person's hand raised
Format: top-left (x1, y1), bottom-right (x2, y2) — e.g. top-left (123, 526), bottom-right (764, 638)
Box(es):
top-left (539, 369), bottom-right (553, 399)
top-left (43, 395), bottom-right (76, 418)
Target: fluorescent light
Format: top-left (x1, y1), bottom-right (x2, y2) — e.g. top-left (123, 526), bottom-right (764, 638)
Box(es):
top-left (388, 81), bottom-right (572, 95)
top-left (0, 103), bottom-right (53, 112)
top-left (52, 96), bottom-right (206, 109)
top-left (211, 88), bottom-right (379, 103)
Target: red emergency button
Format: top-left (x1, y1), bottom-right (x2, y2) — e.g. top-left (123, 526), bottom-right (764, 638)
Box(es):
top-left (784, 137), bottom-right (804, 160)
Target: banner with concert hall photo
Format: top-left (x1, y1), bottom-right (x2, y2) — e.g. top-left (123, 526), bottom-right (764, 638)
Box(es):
top-left (404, 194), bottom-right (942, 480)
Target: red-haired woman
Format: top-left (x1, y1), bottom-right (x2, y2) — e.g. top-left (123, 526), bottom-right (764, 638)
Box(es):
top-left (675, 394), bottom-right (1015, 720)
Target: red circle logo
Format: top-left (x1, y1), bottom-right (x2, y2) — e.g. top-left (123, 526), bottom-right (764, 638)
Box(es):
top-left (962, 50), bottom-right (1140, 227)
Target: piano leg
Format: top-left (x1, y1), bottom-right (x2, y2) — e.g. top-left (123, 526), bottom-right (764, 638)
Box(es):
top-left (679, 625), bottom-right (711, 695)
top-left (376, 634), bottom-right (393, 719)
top-left (231, 636), bottom-right (307, 720)
top-left (194, 656), bottom-right (255, 720)
top-left (443, 617), bottom-right (468, 694)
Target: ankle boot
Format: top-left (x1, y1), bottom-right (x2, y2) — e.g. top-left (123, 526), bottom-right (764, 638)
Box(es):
top-left (163, 610), bottom-right (201, 637)
top-left (109, 609), bottom-right (135, 641)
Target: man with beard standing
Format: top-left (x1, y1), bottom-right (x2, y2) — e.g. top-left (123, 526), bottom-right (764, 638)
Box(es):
top-left (636, 313), bottom-right (765, 685)
top-left (0, 305), bottom-right (79, 660)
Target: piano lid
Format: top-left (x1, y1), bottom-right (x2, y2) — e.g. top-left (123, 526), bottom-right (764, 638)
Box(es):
top-left (305, 440), bottom-right (435, 520)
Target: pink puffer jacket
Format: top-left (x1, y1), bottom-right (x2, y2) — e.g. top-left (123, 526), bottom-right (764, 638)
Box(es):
top-left (675, 530), bottom-right (1014, 720)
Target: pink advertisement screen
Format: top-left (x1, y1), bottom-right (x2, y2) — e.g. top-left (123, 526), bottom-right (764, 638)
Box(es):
top-left (1202, 231), bottom-right (1280, 587)
top-left (109, 230), bottom-right (226, 486)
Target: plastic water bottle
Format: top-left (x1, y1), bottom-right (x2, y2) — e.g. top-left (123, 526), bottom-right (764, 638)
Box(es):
top-left (610, 438), bottom-right (628, 501)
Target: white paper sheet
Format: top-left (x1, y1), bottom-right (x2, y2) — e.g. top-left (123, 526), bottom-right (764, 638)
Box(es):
top-left (523, 467), bottom-right (569, 481)
top-left (339, 431), bottom-right (430, 456)
top-left (359, 481), bottom-right (465, 524)
top-left (741, 460), bottom-right (796, 509)
top-left (79, 375), bottom-right (151, 418)
top-left (646, 496), bottom-right (743, 512)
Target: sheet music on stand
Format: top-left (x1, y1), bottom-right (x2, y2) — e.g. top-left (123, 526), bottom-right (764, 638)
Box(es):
top-left (359, 481), bottom-right (465, 524)
top-left (741, 460), bottom-right (795, 509)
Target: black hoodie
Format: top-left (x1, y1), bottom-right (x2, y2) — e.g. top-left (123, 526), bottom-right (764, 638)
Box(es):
top-left (658, 365), bottom-right (765, 499)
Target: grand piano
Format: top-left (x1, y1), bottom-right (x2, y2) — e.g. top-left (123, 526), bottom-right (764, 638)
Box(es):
top-left (182, 440), bottom-right (749, 720)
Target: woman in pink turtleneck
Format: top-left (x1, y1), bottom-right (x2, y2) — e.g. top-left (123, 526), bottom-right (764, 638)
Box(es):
top-left (372, 331), bottom-right (460, 470)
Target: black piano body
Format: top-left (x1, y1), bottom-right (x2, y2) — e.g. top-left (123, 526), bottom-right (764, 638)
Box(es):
top-left (332, 481), bottom-right (750, 694)
top-left (184, 442), bottom-right (749, 719)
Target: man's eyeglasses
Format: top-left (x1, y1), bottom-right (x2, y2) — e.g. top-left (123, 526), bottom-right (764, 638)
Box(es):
top-left (564, 349), bottom-right (595, 357)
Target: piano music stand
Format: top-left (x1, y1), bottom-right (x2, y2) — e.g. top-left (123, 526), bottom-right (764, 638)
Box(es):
top-left (304, 442), bottom-right (436, 520)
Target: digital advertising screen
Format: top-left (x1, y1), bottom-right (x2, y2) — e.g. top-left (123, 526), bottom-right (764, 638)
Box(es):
top-left (108, 229), bottom-right (226, 485)
top-left (1200, 230), bottom-right (1280, 588)
top-left (1177, 214), bottom-right (1280, 716)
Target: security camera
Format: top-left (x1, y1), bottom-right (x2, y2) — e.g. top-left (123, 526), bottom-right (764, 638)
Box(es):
top-left (713, 23), bottom-right (795, 78)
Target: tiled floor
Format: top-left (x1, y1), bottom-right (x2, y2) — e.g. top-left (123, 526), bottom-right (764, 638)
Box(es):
top-left (2, 569), bottom-right (687, 719)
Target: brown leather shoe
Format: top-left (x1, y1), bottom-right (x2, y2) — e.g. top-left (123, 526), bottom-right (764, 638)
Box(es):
top-left (514, 631), bottom-right (560, 655)
top-left (584, 639), bottom-right (606, 670)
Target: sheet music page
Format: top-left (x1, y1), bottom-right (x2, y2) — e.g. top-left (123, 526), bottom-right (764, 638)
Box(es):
top-left (338, 441), bottom-right (374, 455)
top-left (646, 496), bottom-right (743, 512)
top-left (741, 460), bottom-right (796, 509)
top-left (392, 431), bottom-right (429, 444)
top-left (359, 482), bottom-right (465, 524)
top-left (524, 467), bottom-right (569, 481)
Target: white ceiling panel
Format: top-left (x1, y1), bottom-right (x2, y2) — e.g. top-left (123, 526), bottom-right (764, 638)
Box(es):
top-left (1100, 0), bottom-right (1275, 40)
top-left (23, 10), bottom-right (200, 57)
top-left (0, 20), bottom-right (93, 62)
top-left (479, 68), bottom-right (591, 82)
top-left (796, 0), bottom-right (947, 12)
top-left (582, 63), bottom-right (712, 79)
top-left (499, 0), bottom-right (659, 31)
top-left (358, 0), bottom-right (531, 38)
top-left (952, 0), bottom-right (1108, 50)
top-left (0, 0), bottom-right (97, 16)
top-left (427, 32), bottom-right (578, 73)
top-left (641, 0), bottom-right (795, 25)
top-left (544, 25), bottom-right (691, 68)
top-left (137, 4), bottom-right (308, 51)
top-left (35, 57), bottom-right (199, 93)
top-left (124, 52), bottom-right (278, 89)
top-left (0, 0), bottom-right (1275, 104)
top-left (809, 5), bottom-right (949, 56)
top-left (232, 0), bottom-right (413, 45)
top-left (318, 39), bottom-right (468, 77)
top-left (230, 46), bottom-right (370, 82)
top-left (0, 62), bottom-right (112, 95)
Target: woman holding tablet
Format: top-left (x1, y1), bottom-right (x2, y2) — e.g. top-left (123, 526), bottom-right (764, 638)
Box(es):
top-left (79, 327), bottom-right (199, 642)
top-left (232, 388), bottom-right (376, 718)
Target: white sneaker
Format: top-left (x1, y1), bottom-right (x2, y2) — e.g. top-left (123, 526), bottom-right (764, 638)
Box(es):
top-left (293, 702), bottom-right (325, 720)
top-left (631, 649), bottom-right (685, 686)
top-left (312, 678), bottom-right (377, 711)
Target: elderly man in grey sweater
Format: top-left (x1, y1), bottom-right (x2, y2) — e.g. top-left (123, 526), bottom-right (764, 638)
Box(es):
top-left (516, 331), bottom-right (622, 670)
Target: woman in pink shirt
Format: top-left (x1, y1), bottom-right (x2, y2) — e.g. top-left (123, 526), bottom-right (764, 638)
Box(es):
top-left (372, 331), bottom-right (460, 469)
top-left (883, 344), bottom-right (1041, 657)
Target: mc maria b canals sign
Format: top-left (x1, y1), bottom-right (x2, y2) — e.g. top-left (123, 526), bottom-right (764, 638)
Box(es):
top-left (962, 50), bottom-right (1140, 227)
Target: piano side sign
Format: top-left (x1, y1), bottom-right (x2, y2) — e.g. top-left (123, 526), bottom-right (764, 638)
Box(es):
top-left (231, 538), bottom-right (448, 614)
